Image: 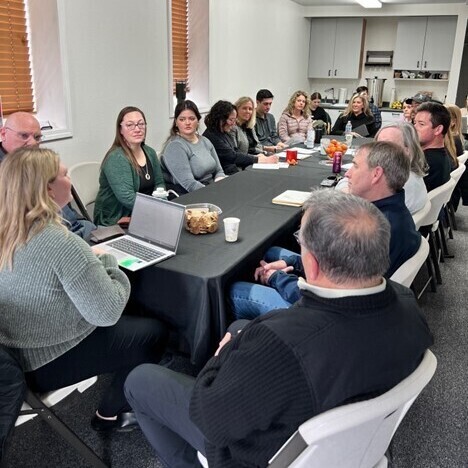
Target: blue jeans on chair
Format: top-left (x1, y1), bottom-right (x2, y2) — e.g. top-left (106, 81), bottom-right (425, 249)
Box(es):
top-left (230, 246), bottom-right (300, 320)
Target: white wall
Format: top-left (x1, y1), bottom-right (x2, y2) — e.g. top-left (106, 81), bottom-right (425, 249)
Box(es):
top-left (44, 0), bottom-right (309, 168)
top-left (209, 0), bottom-right (310, 119)
top-left (47, 0), bottom-right (170, 167)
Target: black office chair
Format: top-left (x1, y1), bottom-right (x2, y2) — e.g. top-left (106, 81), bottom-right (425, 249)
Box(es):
top-left (0, 344), bottom-right (107, 468)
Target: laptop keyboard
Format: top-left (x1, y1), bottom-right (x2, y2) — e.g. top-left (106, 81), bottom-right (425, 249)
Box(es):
top-left (108, 238), bottom-right (164, 262)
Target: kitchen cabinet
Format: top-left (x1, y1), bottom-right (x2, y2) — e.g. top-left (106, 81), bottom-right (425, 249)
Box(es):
top-left (308, 18), bottom-right (364, 79)
top-left (393, 16), bottom-right (456, 71)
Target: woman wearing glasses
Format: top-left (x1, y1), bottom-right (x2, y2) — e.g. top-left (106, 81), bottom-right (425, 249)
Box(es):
top-left (94, 106), bottom-right (165, 226)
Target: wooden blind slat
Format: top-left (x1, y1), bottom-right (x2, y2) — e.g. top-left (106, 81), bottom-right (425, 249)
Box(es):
top-left (0, 0), bottom-right (34, 115)
top-left (171, 0), bottom-right (189, 94)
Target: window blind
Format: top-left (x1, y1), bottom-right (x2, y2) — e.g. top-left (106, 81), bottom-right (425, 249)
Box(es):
top-left (171, 0), bottom-right (189, 93)
top-left (0, 0), bottom-right (34, 114)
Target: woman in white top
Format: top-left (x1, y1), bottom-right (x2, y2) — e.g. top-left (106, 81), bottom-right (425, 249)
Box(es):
top-left (336, 122), bottom-right (428, 214)
top-left (375, 122), bottom-right (428, 214)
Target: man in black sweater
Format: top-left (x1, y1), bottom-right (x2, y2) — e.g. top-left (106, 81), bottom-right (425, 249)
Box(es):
top-left (414, 101), bottom-right (452, 191)
top-left (125, 190), bottom-right (433, 468)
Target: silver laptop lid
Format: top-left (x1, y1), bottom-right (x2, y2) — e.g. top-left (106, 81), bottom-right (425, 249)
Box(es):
top-left (128, 193), bottom-right (185, 251)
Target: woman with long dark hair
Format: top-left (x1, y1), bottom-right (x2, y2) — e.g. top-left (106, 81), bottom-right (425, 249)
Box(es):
top-left (203, 100), bottom-right (277, 175)
top-left (94, 106), bottom-right (165, 226)
top-left (161, 100), bottom-right (225, 195)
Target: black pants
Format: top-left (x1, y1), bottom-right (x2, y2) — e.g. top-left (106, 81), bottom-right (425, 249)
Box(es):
top-left (25, 316), bottom-right (167, 417)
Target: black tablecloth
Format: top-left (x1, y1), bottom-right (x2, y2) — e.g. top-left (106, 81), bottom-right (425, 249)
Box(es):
top-left (128, 142), bottom-right (365, 365)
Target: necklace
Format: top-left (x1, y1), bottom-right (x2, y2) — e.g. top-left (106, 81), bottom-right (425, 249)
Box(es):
top-left (143, 163), bottom-right (150, 180)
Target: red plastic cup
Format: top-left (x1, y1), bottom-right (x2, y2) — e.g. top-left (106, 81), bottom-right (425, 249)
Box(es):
top-left (286, 149), bottom-right (298, 164)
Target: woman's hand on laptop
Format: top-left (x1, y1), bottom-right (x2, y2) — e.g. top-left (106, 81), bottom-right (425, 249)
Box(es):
top-left (117, 216), bottom-right (131, 229)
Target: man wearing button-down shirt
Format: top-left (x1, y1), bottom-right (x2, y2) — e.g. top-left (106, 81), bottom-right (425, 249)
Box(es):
top-left (255, 89), bottom-right (286, 151)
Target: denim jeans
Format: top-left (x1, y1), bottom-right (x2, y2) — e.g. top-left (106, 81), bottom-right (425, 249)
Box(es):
top-left (229, 246), bottom-right (299, 320)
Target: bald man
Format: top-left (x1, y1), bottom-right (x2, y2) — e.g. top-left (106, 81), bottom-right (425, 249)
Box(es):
top-left (0, 112), bottom-right (42, 161)
top-left (0, 112), bottom-right (96, 240)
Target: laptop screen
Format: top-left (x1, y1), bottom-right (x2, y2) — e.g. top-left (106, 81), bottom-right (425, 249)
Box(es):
top-left (129, 194), bottom-right (185, 251)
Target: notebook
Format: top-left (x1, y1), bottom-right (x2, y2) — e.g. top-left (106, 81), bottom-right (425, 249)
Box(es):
top-left (272, 190), bottom-right (311, 207)
top-left (98, 193), bottom-right (185, 271)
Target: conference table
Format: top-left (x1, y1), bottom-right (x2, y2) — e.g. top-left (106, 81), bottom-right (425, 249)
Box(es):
top-left (128, 139), bottom-right (365, 366)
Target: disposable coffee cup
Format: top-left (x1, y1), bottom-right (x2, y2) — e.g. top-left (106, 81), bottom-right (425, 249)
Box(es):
top-left (223, 217), bottom-right (240, 242)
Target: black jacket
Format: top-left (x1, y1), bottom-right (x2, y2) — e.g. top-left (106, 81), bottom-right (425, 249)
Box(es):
top-left (203, 128), bottom-right (257, 175)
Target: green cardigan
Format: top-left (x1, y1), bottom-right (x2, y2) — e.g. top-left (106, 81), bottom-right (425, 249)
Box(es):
top-left (94, 145), bottom-right (165, 226)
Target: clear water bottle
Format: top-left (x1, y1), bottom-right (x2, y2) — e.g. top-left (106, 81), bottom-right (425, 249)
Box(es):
top-left (345, 121), bottom-right (352, 135)
top-left (345, 121), bottom-right (353, 147)
top-left (306, 124), bottom-right (315, 148)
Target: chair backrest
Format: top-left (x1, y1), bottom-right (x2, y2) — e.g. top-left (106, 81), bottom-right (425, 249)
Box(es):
top-left (450, 162), bottom-right (466, 184)
top-left (271, 350), bottom-right (436, 468)
top-left (457, 151), bottom-right (468, 165)
top-left (69, 162), bottom-right (101, 220)
top-left (418, 178), bottom-right (456, 228)
top-left (390, 236), bottom-right (430, 288)
top-left (412, 198), bottom-right (431, 230)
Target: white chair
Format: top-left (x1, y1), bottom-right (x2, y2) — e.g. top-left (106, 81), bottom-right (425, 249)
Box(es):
top-left (390, 236), bottom-right (430, 288)
top-left (269, 350), bottom-right (437, 468)
top-left (69, 162), bottom-right (101, 221)
top-left (412, 198), bottom-right (431, 231)
top-left (199, 351), bottom-right (437, 468)
top-left (417, 178), bottom-right (456, 284)
top-left (457, 151), bottom-right (468, 165)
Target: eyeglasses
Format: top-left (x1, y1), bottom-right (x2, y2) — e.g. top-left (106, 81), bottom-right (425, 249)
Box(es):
top-left (122, 121), bottom-right (146, 131)
top-left (5, 127), bottom-right (43, 142)
top-left (293, 230), bottom-right (302, 245)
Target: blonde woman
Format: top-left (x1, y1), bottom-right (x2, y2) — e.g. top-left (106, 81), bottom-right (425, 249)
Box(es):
top-left (278, 90), bottom-right (312, 143)
top-left (231, 96), bottom-right (277, 155)
top-left (445, 104), bottom-right (465, 157)
top-left (331, 94), bottom-right (376, 137)
top-left (94, 106), bottom-right (165, 226)
top-left (0, 147), bottom-right (167, 431)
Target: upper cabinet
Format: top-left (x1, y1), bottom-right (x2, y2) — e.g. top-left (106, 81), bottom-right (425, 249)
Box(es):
top-left (308, 18), bottom-right (364, 79)
top-left (393, 16), bottom-right (456, 71)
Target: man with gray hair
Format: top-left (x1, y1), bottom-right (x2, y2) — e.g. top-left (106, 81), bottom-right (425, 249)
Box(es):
top-left (231, 141), bottom-right (421, 320)
top-left (125, 189), bottom-right (433, 468)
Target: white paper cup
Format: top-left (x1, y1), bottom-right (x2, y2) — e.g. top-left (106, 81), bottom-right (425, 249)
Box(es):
top-left (223, 217), bottom-right (240, 242)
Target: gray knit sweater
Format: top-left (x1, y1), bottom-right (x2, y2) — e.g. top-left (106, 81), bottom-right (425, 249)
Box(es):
top-left (0, 224), bottom-right (130, 371)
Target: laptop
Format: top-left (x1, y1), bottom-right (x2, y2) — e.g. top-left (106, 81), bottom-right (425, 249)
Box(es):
top-left (98, 193), bottom-right (185, 271)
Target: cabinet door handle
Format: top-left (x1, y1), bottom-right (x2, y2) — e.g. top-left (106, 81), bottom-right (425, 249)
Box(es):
top-left (334, 69), bottom-right (337, 76)
top-left (424, 61), bottom-right (427, 69)
top-left (328, 69), bottom-right (331, 76)
top-left (417, 61), bottom-right (420, 68)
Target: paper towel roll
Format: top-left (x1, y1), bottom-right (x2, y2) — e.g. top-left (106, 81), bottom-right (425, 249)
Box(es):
top-left (338, 88), bottom-right (347, 104)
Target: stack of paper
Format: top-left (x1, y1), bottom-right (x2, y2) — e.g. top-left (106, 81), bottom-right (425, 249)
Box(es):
top-left (252, 162), bottom-right (289, 169)
top-left (272, 190), bottom-right (311, 207)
